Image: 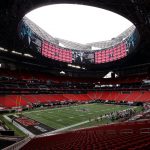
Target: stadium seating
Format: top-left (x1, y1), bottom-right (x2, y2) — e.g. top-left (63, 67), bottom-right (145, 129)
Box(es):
top-left (0, 68), bottom-right (149, 84)
top-left (63, 94), bottom-right (91, 101)
top-left (136, 91), bottom-right (150, 102)
top-left (87, 91), bottom-right (150, 102)
top-left (21, 120), bottom-right (150, 150)
top-left (0, 95), bottom-right (28, 108)
top-left (106, 92), bottom-right (119, 101)
top-left (0, 91), bottom-right (150, 108)
top-left (88, 92), bottom-right (102, 100)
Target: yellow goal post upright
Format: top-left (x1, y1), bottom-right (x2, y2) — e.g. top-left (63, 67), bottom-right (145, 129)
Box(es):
top-left (15, 95), bottom-right (22, 114)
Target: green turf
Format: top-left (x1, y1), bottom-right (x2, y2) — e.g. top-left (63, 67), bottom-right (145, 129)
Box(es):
top-left (68, 106), bottom-right (143, 130)
top-left (22, 103), bottom-right (136, 130)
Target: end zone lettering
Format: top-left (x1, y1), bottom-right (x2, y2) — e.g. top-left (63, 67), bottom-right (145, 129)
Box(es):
top-left (34, 126), bottom-right (47, 132)
top-left (15, 117), bottom-right (39, 126)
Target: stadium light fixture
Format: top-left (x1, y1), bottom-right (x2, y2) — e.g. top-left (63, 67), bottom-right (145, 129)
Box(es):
top-left (12, 51), bottom-right (22, 55)
top-left (0, 47), bottom-right (8, 52)
top-left (24, 53), bottom-right (33, 58)
top-left (92, 46), bottom-right (101, 50)
top-left (143, 80), bottom-right (150, 84)
top-left (67, 64), bottom-right (81, 69)
top-left (59, 43), bottom-right (65, 48)
top-left (103, 71), bottom-right (113, 78)
top-left (60, 71), bottom-right (65, 75)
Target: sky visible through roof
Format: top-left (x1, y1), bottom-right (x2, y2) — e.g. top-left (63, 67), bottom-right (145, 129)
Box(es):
top-left (26, 4), bottom-right (133, 44)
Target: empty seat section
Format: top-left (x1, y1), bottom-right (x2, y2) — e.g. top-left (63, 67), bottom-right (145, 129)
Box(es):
top-left (7, 95), bottom-right (28, 106)
top-left (74, 94), bottom-right (91, 101)
top-left (1, 91), bottom-right (150, 109)
top-left (63, 94), bottom-right (90, 101)
top-left (23, 95), bottom-right (38, 103)
top-left (136, 91), bottom-right (150, 102)
top-left (107, 92), bottom-right (119, 101)
top-left (115, 92), bottom-right (129, 101)
top-left (125, 91), bottom-right (141, 101)
top-left (38, 94), bottom-right (66, 102)
top-left (100, 92), bottom-right (111, 100)
top-left (0, 95), bottom-right (17, 108)
top-left (21, 120), bottom-right (150, 150)
top-left (87, 91), bottom-right (102, 100)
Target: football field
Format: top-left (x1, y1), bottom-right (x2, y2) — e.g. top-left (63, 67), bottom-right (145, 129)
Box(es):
top-left (22, 103), bottom-right (139, 130)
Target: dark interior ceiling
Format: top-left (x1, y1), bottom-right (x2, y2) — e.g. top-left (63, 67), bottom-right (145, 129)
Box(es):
top-left (0, 0), bottom-right (150, 78)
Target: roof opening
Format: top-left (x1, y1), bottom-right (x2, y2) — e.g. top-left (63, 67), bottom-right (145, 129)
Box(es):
top-left (26, 4), bottom-right (133, 44)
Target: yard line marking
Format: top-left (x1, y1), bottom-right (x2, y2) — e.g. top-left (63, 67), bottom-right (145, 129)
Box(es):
top-left (69, 117), bottom-right (74, 118)
top-left (23, 104), bottom-right (96, 114)
top-left (57, 119), bottom-right (62, 121)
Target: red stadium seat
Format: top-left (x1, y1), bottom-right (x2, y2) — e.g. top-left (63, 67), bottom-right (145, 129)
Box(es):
top-left (21, 120), bottom-right (150, 150)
